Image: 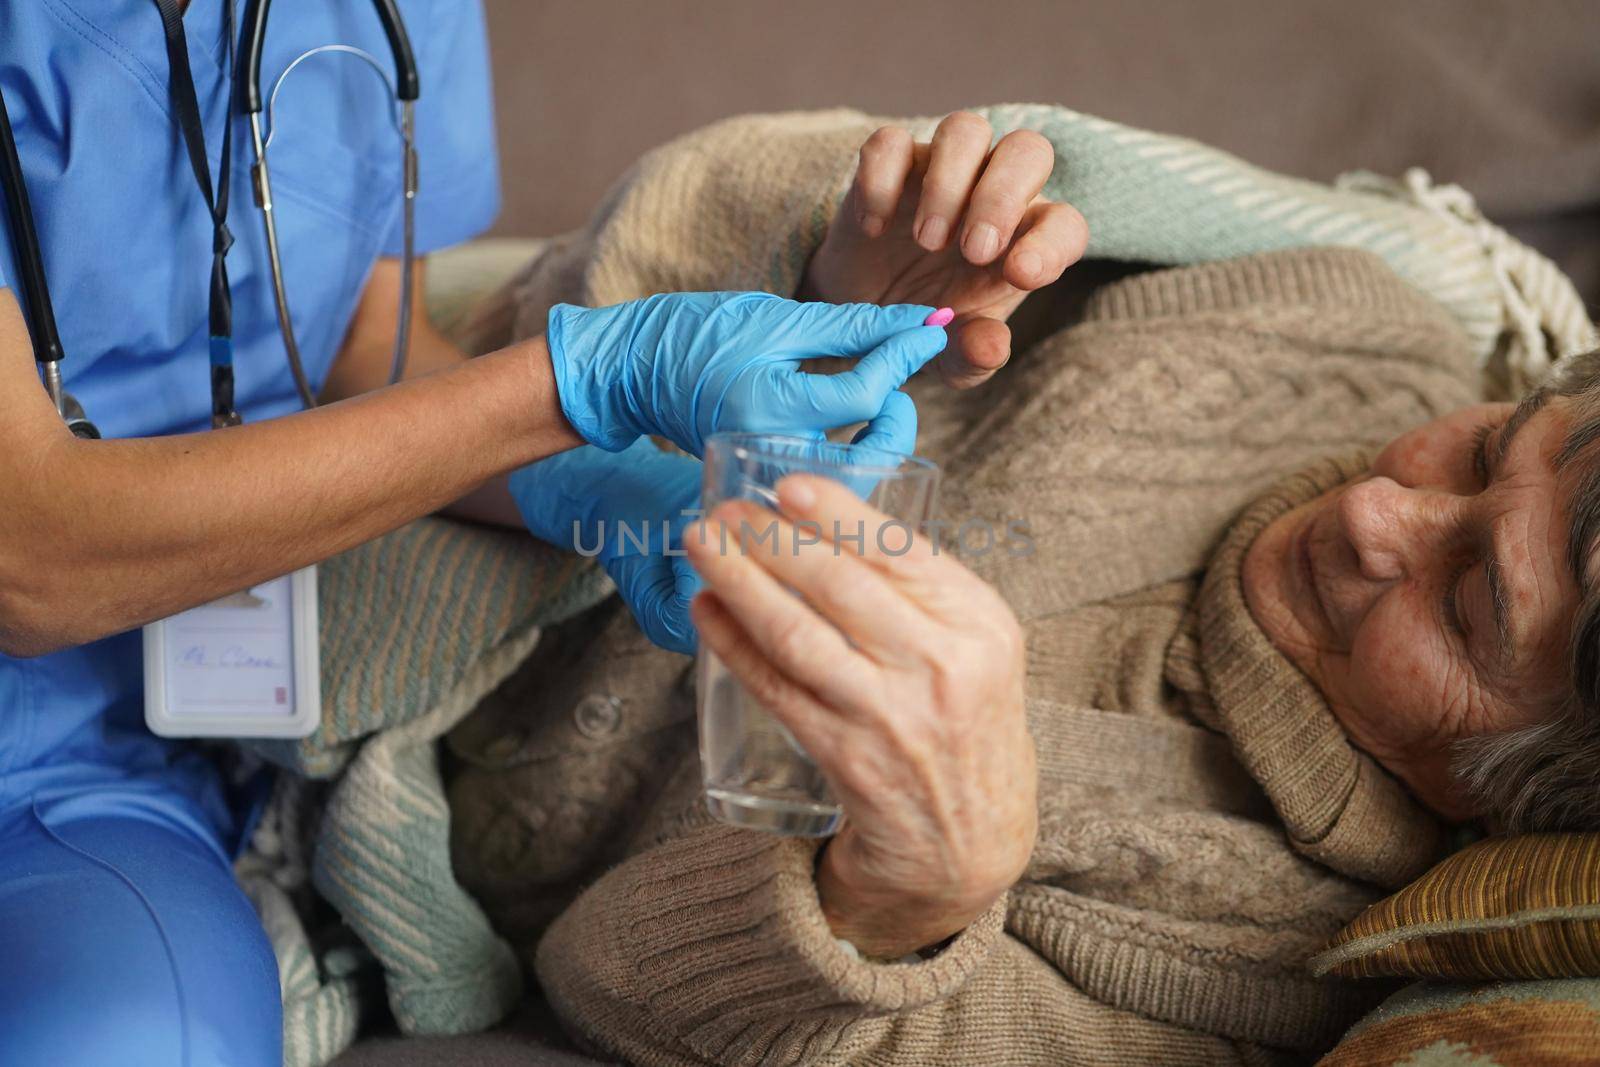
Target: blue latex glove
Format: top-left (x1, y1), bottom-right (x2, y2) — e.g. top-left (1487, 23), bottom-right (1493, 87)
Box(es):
top-left (510, 438), bottom-right (704, 654)
top-left (511, 398), bottom-right (919, 654)
top-left (847, 389), bottom-right (918, 460)
top-left (544, 292), bottom-right (946, 455)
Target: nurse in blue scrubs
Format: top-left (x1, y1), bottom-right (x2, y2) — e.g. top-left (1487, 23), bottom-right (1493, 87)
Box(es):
top-left (0, 3), bottom-right (951, 1063)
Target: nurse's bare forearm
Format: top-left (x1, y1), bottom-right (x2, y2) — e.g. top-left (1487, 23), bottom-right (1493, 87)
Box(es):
top-left (445, 472), bottom-right (525, 527)
top-left (0, 336), bottom-right (579, 655)
top-left (324, 256), bottom-right (525, 528)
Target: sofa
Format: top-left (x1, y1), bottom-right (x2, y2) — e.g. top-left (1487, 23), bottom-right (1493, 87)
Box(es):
top-left (332, 2), bottom-right (1600, 1063)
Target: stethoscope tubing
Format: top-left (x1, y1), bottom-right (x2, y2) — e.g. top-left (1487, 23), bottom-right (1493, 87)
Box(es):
top-left (240, 0), bottom-right (422, 407)
top-left (239, 0), bottom-right (418, 112)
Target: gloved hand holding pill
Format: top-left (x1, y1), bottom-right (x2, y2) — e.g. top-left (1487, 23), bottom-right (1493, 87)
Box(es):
top-left (542, 291), bottom-right (951, 456)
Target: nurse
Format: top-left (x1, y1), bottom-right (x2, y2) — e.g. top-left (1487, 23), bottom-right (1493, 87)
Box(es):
top-left (0, 2), bottom-right (1084, 1063)
top-left (0, 3), bottom-right (948, 1065)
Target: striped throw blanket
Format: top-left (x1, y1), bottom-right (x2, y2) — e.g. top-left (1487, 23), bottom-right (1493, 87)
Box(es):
top-left (234, 242), bottom-right (614, 1067)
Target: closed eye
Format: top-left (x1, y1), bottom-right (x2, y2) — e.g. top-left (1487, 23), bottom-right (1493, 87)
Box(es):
top-left (1448, 425), bottom-right (1498, 648)
top-left (1442, 564), bottom-right (1470, 638)
top-left (1470, 423), bottom-right (1494, 487)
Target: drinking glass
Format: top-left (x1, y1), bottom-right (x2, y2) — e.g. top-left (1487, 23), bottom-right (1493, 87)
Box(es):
top-left (696, 432), bottom-right (941, 836)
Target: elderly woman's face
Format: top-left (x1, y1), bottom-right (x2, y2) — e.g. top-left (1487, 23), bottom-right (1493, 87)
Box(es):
top-left (1242, 400), bottom-right (1581, 818)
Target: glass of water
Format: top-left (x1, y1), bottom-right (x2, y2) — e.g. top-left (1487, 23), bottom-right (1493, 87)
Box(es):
top-left (696, 432), bottom-right (941, 836)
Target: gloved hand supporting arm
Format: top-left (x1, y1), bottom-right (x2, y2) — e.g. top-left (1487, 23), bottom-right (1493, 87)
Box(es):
top-left (510, 438), bottom-right (703, 654)
top-left (511, 393), bottom-right (920, 655)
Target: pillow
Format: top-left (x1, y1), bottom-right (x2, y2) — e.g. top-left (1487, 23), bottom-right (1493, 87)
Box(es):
top-left (423, 237), bottom-right (549, 338)
top-left (1311, 834), bottom-right (1600, 980)
top-left (1319, 978), bottom-right (1600, 1067)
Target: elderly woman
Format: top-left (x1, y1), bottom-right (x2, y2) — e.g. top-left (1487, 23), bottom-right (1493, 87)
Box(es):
top-left (449, 112), bottom-right (1595, 1065)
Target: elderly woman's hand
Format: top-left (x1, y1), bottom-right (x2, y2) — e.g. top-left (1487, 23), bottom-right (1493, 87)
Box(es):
top-left (686, 475), bottom-right (1037, 958)
top-left (803, 111), bottom-right (1088, 389)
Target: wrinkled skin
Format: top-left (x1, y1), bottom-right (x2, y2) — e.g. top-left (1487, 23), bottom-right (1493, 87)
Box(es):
top-left (804, 111), bottom-right (1088, 389)
top-left (688, 479), bottom-right (1035, 960)
top-left (1242, 401), bottom-right (1582, 818)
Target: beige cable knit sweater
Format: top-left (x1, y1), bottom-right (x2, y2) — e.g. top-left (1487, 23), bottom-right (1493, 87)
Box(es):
top-left (449, 246), bottom-right (1482, 1065)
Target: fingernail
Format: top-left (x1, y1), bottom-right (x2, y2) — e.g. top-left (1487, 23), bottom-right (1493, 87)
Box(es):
top-left (916, 215), bottom-right (949, 250)
top-left (779, 477), bottom-right (816, 512)
top-left (923, 307), bottom-right (955, 328)
top-left (860, 213), bottom-right (885, 238)
top-left (1013, 249), bottom-right (1042, 280)
top-left (965, 223), bottom-right (1000, 263)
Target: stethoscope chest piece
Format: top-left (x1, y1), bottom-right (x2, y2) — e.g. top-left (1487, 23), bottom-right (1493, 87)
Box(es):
top-left (60, 390), bottom-right (100, 439)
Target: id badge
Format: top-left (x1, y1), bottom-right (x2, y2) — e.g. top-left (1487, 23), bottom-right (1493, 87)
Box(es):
top-left (143, 566), bottom-right (321, 738)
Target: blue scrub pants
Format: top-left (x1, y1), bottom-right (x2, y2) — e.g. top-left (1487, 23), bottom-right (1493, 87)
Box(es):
top-left (0, 791), bottom-right (282, 1066)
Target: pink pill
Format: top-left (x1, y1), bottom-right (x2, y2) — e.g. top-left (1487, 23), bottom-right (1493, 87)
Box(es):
top-left (923, 307), bottom-right (956, 328)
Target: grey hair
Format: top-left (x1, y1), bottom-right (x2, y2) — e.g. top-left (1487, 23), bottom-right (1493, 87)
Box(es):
top-left (1452, 348), bottom-right (1600, 832)
top-left (1454, 710), bottom-right (1600, 831)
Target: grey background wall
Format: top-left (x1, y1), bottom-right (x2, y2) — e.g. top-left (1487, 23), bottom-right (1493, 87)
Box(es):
top-left (479, 0), bottom-right (1600, 299)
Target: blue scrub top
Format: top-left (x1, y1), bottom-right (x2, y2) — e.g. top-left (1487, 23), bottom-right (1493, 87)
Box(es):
top-left (0, 1), bottom-right (500, 826)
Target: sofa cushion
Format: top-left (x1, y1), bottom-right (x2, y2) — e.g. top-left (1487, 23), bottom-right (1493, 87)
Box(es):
top-left (1318, 978), bottom-right (1600, 1066)
top-left (1312, 834), bottom-right (1600, 980)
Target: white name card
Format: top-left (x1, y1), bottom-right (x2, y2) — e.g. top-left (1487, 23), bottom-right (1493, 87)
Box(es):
top-left (144, 566), bottom-right (321, 738)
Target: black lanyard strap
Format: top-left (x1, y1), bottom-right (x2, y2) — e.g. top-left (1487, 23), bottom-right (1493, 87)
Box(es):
top-left (152, 0), bottom-right (240, 427)
top-left (0, 83), bottom-right (64, 369)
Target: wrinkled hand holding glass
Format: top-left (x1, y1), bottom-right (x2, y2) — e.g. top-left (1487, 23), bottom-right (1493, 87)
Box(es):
top-left (693, 431), bottom-right (941, 836)
top-left (687, 476), bottom-right (1037, 959)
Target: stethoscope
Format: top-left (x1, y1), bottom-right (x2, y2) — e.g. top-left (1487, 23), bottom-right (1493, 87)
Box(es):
top-left (0, 0), bottom-right (420, 438)
top-left (242, 0), bottom-right (420, 409)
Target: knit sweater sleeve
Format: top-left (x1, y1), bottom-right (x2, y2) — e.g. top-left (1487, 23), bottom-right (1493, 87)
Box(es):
top-left (534, 823), bottom-right (1259, 1067)
top-left (930, 247), bottom-right (1481, 622)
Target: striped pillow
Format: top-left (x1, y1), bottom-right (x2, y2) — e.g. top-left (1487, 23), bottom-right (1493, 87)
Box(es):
top-left (1311, 834), bottom-right (1600, 980)
top-left (1319, 978), bottom-right (1600, 1066)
